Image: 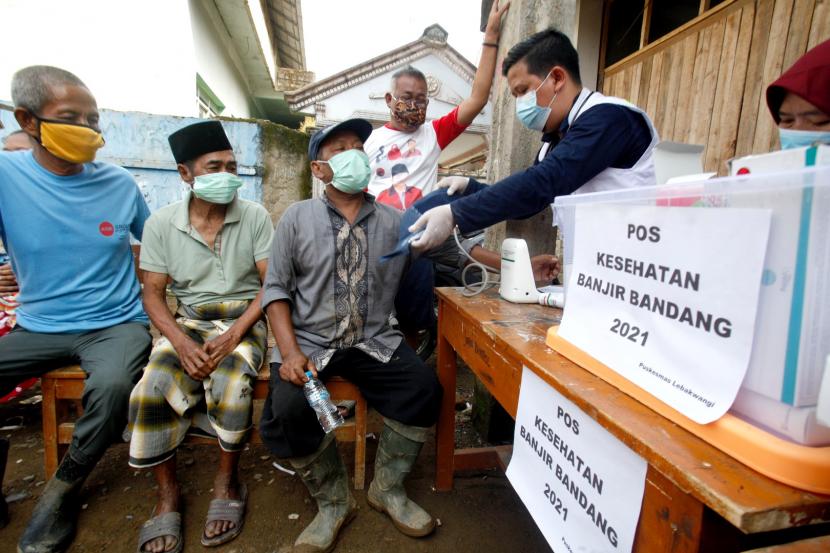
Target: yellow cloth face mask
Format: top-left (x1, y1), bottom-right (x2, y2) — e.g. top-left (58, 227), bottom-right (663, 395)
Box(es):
top-left (38, 119), bottom-right (104, 164)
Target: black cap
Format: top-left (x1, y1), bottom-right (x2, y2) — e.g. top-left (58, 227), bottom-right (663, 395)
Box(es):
top-left (168, 120), bottom-right (232, 164)
top-left (308, 118), bottom-right (373, 161)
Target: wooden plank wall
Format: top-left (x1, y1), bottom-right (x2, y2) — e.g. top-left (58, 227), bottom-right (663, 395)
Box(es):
top-left (602, 0), bottom-right (830, 174)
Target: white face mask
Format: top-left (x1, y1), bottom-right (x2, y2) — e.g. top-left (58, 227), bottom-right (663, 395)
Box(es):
top-left (778, 127), bottom-right (830, 149)
top-left (318, 149), bottom-right (372, 194)
top-left (192, 172), bottom-right (243, 204)
top-left (515, 71), bottom-right (557, 132)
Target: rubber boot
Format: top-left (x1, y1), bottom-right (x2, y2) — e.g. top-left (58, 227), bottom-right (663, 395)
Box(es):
top-left (289, 434), bottom-right (357, 553)
top-left (17, 454), bottom-right (93, 553)
top-left (367, 420), bottom-right (435, 537)
top-left (0, 438), bottom-right (9, 529)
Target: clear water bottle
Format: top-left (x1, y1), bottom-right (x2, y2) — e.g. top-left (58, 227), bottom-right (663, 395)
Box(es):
top-left (304, 371), bottom-right (344, 433)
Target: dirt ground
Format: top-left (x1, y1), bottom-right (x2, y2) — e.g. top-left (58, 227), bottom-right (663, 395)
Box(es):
top-left (0, 362), bottom-right (550, 553)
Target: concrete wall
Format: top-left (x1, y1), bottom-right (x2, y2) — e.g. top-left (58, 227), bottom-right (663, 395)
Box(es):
top-left (482, 0), bottom-right (578, 257)
top-left (258, 122), bottom-right (312, 223)
top-left (0, 106), bottom-right (309, 225)
top-left (575, 0), bottom-right (603, 91)
top-left (474, 0), bottom-right (583, 439)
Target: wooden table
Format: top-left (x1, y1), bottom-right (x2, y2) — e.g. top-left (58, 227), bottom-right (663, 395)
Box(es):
top-left (434, 287), bottom-right (830, 552)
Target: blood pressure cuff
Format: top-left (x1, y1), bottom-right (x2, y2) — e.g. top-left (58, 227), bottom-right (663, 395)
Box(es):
top-left (390, 188), bottom-right (485, 330)
top-left (381, 188), bottom-right (478, 262)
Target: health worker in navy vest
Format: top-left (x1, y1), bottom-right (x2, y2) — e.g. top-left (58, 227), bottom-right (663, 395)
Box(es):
top-left (0, 65), bottom-right (152, 553)
top-left (408, 28), bottom-right (659, 251)
top-left (259, 118), bottom-right (446, 553)
top-left (128, 120), bottom-right (272, 553)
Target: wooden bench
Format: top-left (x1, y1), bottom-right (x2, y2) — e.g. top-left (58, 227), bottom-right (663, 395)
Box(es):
top-left (41, 365), bottom-right (368, 489)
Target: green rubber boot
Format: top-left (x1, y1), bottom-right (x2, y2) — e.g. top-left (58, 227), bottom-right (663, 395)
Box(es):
top-left (367, 421), bottom-right (435, 537)
top-left (289, 434), bottom-right (357, 553)
top-left (17, 454), bottom-right (92, 553)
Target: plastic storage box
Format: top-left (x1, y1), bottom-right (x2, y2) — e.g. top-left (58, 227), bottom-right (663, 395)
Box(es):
top-left (552, 165), bottom-right (830, 445)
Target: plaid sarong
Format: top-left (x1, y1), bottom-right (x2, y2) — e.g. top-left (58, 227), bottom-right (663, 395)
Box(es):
top-left (127, 301), bottom-right (266, 468)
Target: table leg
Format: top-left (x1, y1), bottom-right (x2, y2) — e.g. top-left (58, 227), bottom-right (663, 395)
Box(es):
top-left (633, 468), bottom-right (706, 552)
top-left (434, 300), bottom-right (457, 492)
top-left (41, 377), bottom-right (59, 479)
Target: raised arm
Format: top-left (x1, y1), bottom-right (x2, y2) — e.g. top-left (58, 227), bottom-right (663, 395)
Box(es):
top-left (457, 0), bottom-right (511, 126)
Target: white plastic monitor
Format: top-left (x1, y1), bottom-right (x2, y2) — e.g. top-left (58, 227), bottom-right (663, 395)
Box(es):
top-left (499, 238), bottom-right (540, 303)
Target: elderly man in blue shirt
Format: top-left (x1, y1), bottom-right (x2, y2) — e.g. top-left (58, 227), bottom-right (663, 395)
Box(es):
top-left (0, 65), bottom-right (152, 553)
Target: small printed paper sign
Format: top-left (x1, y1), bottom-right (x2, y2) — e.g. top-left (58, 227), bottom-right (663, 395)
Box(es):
top-left (558, 205), bottom-right (771, 423)
top-left (506, 367), bottom-right (647, 553)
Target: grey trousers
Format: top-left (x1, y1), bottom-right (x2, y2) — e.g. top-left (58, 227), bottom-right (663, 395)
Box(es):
top-left (0, 322), bottom-right (151, 465)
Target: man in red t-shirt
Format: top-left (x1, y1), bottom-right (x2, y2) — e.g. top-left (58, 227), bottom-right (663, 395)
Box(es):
top-left (367, 1), bottom-right (512, 352)
top-left (367, 2), bottom-right (559, 355)
top-left (365, 0), bottom-right (511, 197)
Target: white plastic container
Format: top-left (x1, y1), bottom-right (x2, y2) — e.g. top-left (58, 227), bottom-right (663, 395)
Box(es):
top-left (729, 144), bottom-right (830, 176)
top-left (553, 165), bottom-right (830, 444)
top-left (731, 387), bottom-right (830, 446)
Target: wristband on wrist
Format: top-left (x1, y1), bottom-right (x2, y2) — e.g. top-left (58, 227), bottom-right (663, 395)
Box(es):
top-left (482, 42), bottom-right (499, 48)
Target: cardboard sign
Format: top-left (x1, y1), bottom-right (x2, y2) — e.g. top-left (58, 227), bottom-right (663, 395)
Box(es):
top-left (558, 205), bottom-right (771, 423)
top-left (506, 367), bottom-right (647, 553)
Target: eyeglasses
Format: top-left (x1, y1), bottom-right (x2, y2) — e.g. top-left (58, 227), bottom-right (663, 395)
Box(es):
top-left (392, 95), bottom-right (429, 109)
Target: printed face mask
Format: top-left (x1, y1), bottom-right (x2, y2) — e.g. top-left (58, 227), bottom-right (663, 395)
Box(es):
top-left (391, 96), bottom-right (427, 128)
top-left (515, 71), bottom-right (557, 132)
top-left (36, 115), bottom-right (104, 163)
top-left (778, 127), bottom-right (830, 149)
top-left (320, 149), bottom-right (372, 194)
top-left (192, 172), bottom-right (243, 204)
